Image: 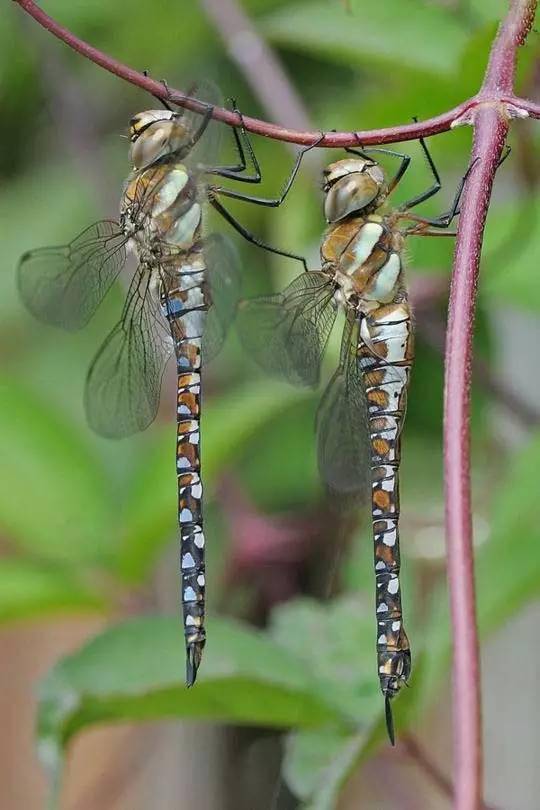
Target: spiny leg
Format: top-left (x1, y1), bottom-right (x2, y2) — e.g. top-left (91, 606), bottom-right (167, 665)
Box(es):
top-left (210, 132), bottom-right (325, 206)
top-left (142, 71), bottom-right (173, 111)
top-left (207, 99), bottom-right (262, 181)
top-left (350, 122), bottom-right (443, 207)
top-left (399, 122), bottom-right (443, 210)
top-left (401, 157), bottom-right (480, 233)
top-left (210, 197), bottom-right (309, 271)
top-left (347, 140), bottom-right (411, 194)
top-left (410, 144), bottom-right (511, 229)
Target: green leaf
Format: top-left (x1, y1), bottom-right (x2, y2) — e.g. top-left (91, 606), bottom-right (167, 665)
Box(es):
top-left (37, 615), bottom-right (348, 792)
top-left (0, 378), bottom-right (114, 563)
top-left (0, 559), bottom-right (106, 622)
top-left (269, 596), bottom-right (381, 724)
top-left (116, 382), bottom-right (310, 582)
top-left (284, 727), bottom-right (367, 810)
top-left (262, 0), bottom-right (469, 77)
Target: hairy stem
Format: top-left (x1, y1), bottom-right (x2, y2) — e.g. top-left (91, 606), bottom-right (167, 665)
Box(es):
top-left (444, 3), bottom-right (537, 808)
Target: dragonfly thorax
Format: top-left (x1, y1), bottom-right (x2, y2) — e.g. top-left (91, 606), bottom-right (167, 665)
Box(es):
top-left (322, 214), bottom-right (404, 314)
top-left (323, 158), bottom-right (386, 223)
top-left (129, 110), bottom-right (192, 170)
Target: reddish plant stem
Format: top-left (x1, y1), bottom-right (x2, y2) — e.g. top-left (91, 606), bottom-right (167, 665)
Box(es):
top-left (444, 3), bottom-right (537, 808)
top-left (12, 0), bottom-right (539, 145)
top-left (402, 736), bottom-right (500, 810)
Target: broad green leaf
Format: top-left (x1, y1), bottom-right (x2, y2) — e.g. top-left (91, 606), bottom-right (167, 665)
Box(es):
top-left (0, 559), bottom-right (106, 622)
top-left (0, 378), bottom-right (114, 562)
top-left (262, 0), bottom-right (469, 77)
top-left (284, 727), bottom-right (367, 810)
top-left (37, 615), bottom-right (349, 792)
top-left (269, 597), bottom-right (381, 723)
top-left (116, 382), bottom-right (310, 581)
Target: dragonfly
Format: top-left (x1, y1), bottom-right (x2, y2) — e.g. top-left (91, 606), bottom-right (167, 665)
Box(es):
top-left (238, 136), bottom-right (472, 743)
top-left (17, 83), bottom-right (320, 686)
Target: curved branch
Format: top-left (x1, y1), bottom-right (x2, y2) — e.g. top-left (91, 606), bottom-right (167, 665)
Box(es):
top-left (12, 0), bottom-right (537, 146)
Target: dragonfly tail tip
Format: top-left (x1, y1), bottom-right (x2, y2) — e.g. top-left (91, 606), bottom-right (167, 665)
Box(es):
top-left (185, 642), bottom-right (204, 687)
top-left (385, 695), bottom-right (395, 746)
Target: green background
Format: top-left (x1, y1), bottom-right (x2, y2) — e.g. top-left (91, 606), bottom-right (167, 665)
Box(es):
top-left (1, 1), bottom-right (539, 808)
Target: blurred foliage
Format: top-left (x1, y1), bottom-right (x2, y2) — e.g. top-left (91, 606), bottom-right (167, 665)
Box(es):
top-left (1, 1), bottom-right (540, 808)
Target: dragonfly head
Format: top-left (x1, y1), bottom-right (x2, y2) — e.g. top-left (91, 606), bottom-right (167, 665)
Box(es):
top-left (129, 110), bottom-right (190, 169)
top-left (323, 158), bottom-right (385, 223)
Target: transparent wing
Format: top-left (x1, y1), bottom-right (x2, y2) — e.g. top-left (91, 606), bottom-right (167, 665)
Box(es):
top-left (17, 220), bottom-right (127, 331)
top-left (84, 266), bottom-right (173, 438)
top-left (316, 314), bottom-right (371, 500)
top-left (179, 79), bottom-right (224, 170)
top-left (237, 272), bottom-right (336, 387)
top-left (202, 234), bottom-right (241, 364)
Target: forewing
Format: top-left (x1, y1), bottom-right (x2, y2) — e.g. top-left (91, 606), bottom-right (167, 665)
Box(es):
top-left (202, 234), bottom-right (241, 364)
top-left (180, 80), bottom-right (224, 170)
top-left (84, 267), bottom-right (173, 438)
top-left (18, 220), bottom-right (127, 331)
top-left (237, 272), bottom-right (336, 387)
top-left (316, 314), bottom-right (371, 501)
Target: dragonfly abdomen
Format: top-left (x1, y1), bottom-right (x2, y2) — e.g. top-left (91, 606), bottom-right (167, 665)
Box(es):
top-left (358, 299), bottom-right (413, 725)
top-left (162, 263), bottom-right (209, 686)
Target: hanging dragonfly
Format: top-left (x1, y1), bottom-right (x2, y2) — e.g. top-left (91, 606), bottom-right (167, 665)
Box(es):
top-left (238, 136), bottom-right (472, 743)
top-left (17, 83), bottom-right (320, 686)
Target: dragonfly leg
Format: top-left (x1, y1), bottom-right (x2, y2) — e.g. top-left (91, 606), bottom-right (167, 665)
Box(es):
top-left (347, 140), bottom-right (412, 194)
top-left (399, 135), bottom-right (509, 224)
top-left (399, 124), bottom-right (443, 210)
top-left (210, 132), bottom-right (326, 206)
top-left (207, 99), bottom-right (262, 181)
top-left (209, 197), bottom-right (309, 271)
top-left (184, 104), bottom-right (215, 152)
top-left (406, 226), bottom-right (457, 237)
top-left (143, 70), bottom-right (173, 111)
top-left (400, 156), bottom-right (480, 233)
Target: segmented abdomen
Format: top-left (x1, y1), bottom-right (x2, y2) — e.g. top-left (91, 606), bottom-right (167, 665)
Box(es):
top-left (162, 254), bottom-right (208, 686)
top-left (358, 299), bottom-right (413, 703)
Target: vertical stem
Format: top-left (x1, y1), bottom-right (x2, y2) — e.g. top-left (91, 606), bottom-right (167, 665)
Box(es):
top-left (444, 107), bottom-right (508, 810)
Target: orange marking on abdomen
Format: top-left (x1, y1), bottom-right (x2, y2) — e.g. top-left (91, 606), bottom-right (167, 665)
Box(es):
top-left (373, 489), bottom-right (391, 510)
top-left (372, 438), bottom-right (390, 456)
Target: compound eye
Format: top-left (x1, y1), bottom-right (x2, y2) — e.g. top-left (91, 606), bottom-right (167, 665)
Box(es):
top-left (129, 122), bottom-right (174, 169)
top-left (324, 173), bottom-right (379, 222)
